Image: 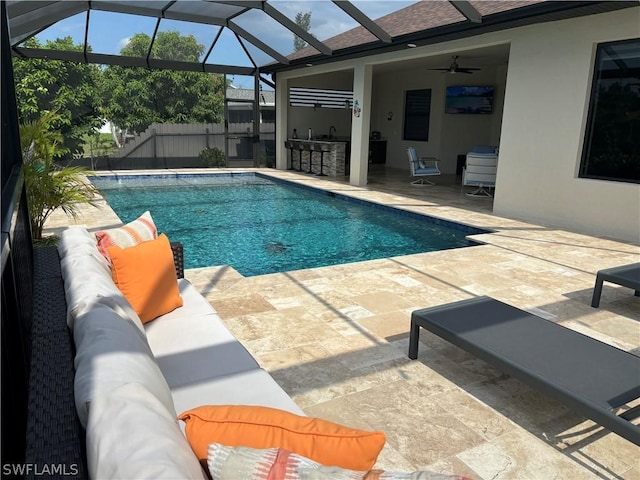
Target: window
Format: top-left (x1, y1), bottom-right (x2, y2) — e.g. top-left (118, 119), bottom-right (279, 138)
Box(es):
top-left (403, 89), bottom-right (431, 141)
top-left (580, 38), bottom-right (640, 183)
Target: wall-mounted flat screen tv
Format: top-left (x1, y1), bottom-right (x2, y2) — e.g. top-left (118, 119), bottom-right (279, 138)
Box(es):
top-left (445, 86), bottom-right (494, 114)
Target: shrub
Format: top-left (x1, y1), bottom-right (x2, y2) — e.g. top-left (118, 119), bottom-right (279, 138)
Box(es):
top-left (199, 147), bottom-right (226, 168)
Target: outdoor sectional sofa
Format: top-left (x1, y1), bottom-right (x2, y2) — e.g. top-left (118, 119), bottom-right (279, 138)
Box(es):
top-left (28, 223), bottom-right (474, 479)
top-left (49, 225), bottom-right (444, 479)
top-left (55, 226), bottom-right (306, 477)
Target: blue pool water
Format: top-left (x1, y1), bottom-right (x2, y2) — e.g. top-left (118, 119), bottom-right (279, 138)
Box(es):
top-left (91, 173), bottom-right (487, 276)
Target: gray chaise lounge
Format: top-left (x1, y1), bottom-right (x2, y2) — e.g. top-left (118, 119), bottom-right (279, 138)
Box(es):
top-left (591, 262), bottom-right (640, 308)
top-left (408, 296), bottom-right (640, 446)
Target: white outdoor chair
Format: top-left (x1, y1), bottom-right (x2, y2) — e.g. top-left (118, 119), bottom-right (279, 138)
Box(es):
top-left (407, 147), bottom-right (441, 186)
top-left (463, 151), bottom-right (498, 196)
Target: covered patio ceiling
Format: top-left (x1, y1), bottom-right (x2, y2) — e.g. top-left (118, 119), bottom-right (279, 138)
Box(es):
top-left (6, 1), bottom-right (635, 79)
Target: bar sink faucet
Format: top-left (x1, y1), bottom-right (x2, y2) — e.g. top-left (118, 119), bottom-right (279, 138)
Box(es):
top-left (329, 125), bottom-right (336, 139)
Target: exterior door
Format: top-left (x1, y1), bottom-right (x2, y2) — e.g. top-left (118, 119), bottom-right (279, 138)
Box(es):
top-left (226, 99), bottom-right (257, 167)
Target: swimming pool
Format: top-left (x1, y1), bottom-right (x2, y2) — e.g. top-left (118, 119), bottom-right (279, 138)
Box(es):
top-left (91, 173), bottom-right (488, 276)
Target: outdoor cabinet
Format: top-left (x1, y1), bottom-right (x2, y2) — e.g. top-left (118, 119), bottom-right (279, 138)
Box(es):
top-left (369, 140), bottom-right (387, 164)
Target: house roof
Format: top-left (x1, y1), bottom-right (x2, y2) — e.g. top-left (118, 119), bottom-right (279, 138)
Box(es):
top-left (227, 87), bottom-right (275, 105)
top-left (288, 0), bottom-right (539, 59)
top-left (6, 1), bottom-right (636, 76)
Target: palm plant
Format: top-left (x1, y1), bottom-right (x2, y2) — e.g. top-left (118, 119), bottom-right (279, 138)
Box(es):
top-left (20, 110), bottom-right (98, 240)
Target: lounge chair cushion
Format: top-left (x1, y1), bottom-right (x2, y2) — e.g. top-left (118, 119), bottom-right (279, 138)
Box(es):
top-left (73, 304), bottom-right (176, 428)
top-left (178, 404), bottom-right (386, 470)
top-left (86, 383), bottom-right (206, 480)
top-left (95, 210), bottom-right (157, 263)
top-left (108, 234), bottom-right (183, 323)
top-left (470, 145), bottom-right (497, 154)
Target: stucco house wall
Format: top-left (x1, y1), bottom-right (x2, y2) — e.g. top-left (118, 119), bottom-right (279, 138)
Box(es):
top-left (277, 7), bottom-right (639, 242)
top-left (494, 8), bottom-right (640, 243)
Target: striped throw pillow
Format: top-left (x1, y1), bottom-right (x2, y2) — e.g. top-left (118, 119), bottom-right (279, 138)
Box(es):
top-left (207, 443), bottom-right (472, 480)
top-left (95, 211), bottom-right (157, 263)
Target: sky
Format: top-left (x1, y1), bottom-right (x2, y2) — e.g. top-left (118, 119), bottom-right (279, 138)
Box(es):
top-left (33, 1), bottom-right (414, 88)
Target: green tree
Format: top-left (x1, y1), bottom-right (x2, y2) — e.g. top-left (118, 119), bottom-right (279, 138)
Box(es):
top-left (294, 12), bottom-right (312, 51)
top-left (102, 31), bottom-right (225, 133)
top-left (20, 111), bottom-right (98, 240)
top-left (13, 37), bottom-right (104, 158)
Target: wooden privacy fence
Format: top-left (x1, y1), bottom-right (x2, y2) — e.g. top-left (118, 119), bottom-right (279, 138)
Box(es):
top-left (77, 123), bottom-right (276, 170)
top-left (114, 123), bottom-right (226, 160)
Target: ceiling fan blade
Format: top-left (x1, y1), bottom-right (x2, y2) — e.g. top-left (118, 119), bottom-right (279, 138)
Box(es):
top-left (428, 68), bottom-right (452, 71)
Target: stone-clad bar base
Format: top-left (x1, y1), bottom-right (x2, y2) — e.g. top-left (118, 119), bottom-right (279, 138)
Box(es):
top-left (288, 139), bottom-right (347, 177)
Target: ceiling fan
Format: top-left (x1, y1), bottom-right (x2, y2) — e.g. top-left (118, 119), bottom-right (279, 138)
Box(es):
top-left (429, 55), bottom-right (480, 75)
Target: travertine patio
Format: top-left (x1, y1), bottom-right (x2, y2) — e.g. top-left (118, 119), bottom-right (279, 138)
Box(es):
top-left (45, 167), bottom-right (640, 480)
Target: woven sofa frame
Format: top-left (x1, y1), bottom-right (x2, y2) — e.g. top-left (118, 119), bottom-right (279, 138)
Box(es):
top-left (25, 242), bottom-right (184, 479)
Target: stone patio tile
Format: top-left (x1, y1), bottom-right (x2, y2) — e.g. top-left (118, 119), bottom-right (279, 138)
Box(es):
top-left (457, 429), bottom-right (607, 480)
top-left (224, 307), bottom-right (337, 354)
top-left (535, 410), bottom-right (639, 477)
top-left (352, 291), bottom-right (414, 315)
top-left (464, 377), bottom-right (570, 435)
top-left (333, 342), bottom-right (408, 371)
top-left (44, 168), bottom-right (640, 478)
top-left (357, 310), bottom-right (412, 339)
top-left (211, 292), bottom-right (276, 319)
top-left (373, 444), bottom-right (420, 473)
top-left (258, 342), bottom-right (333, 371)
top-left (430, 389), bottom-right (518, 442)
top-left (349, 381), bottom-right (487, 467)
top-left (268, 358), bottom-right (372, 408)
top-left (423, 457), bottom-right (482, 480)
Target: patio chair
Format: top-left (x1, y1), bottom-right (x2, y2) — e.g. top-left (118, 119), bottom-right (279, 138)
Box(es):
top-left (463, 150), bottom-right (498, 196)
top-left (409, 296), bottom-right (640, 446)
top-left (591, 262), bottom-right (640, 307)
top-left (407, 147), bottom-right (441, 186)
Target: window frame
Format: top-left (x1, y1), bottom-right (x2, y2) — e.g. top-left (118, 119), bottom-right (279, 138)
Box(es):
top-left (403, 89), bottom-right (432, 142)
top-left (579, 38), bottom-right (640, 184)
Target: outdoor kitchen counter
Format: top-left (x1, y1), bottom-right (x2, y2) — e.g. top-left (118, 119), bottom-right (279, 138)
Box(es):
top-left (287, 138), bottom-right (349, 176)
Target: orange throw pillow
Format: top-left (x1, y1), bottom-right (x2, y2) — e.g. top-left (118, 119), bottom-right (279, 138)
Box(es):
top-left (178, 405), bottom-right (386, 471)
top-left (108, 234), bottom-right (183, 323)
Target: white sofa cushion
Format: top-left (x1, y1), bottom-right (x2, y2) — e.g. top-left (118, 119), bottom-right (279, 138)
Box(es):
top-left (58, 227), bottom-right (107, 262)
top-left (172, 369), bottom-right (305, 418)
top-left (155, 278), bottom-right (220, 321)
top-left (58, 227), bottom-right (145, 332)
top-left (145, 280), bottom-right (260, 389)
top-left (86, 382), bottom-right (206, 480)
top-left (61, 254), bottom-right (144, 332)
top-left (73, 304), bottom-right (176, 428)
